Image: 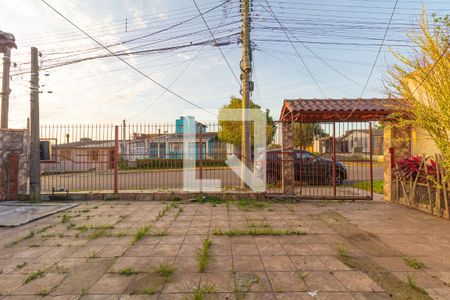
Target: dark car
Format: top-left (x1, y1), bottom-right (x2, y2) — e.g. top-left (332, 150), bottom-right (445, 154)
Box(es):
top-left (266, 149), bottom-right (347, 185)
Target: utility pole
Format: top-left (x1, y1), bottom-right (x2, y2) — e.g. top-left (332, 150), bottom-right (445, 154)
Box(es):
top-left (0, 30), bottom-right (16, 128)
top-left (29, 47), bottom-right (40, 201)
top-left (1, 48), bottom-right (11, 128)
top-left (241, 0), bottom-right (252, 189)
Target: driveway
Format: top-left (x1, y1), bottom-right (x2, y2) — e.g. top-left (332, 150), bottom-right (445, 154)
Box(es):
top-left (0, 200), bottom-right (448, 299)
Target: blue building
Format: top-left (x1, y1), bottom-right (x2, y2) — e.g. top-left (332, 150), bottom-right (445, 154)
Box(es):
top-left (125, 117), bottom-right (224, 161)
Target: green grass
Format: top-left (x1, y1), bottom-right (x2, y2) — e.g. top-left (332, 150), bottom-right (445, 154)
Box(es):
top-left (132, 226), bottom-right (151, 245)
top-left (336, 243), bottom-right (349, 259)
top-left (24, 269), bottom-right (45, 284)
top-left (235, 199), bottom-right (265, 211)
top-left (157, 262), bottom-right (175, 278)
top-left (118, 267), bottom-right (137, 276)
top-left (76, 225), bottom-right (89, 232)
top-left (88, 228), bottom-right (109, 240)
top-left (406, 274), bottom-right (428, 295)
top-left (149, 229), bottom-right (168, 236)
top-left (37, 289), bottom-right (50, 296)
top-left (189, 282), bottom-right (217, 300)
top-left (175, 207), bottom-right (184, 219)
top-left (335, 243), bottom-right (357, 269)
top-left (16, 262), bottom-right (27, 269)
top-left (198, 239), bottom-right (212, 273)
top-left (212, 227), bottom-right (306, 236)
top-left (61, 213), bottom-right (71, 224)
top-left (137, 287), bottom-right (155, 295)
top-left (352, 180), bottom-right (383, 194)
top-left (247, 221), bottom-right (271, 228)
top-left (297, 271), bottom-right (309, 282)
top-left (402, 256), bottom-right (424, 270)
top-left (154, 203), bottom-right (177, 222)
top-left (91, 224), bottom-right (115, 230)
top-left (195, 194), bottom-right (223, 204)
top-left (88, 250), bottom-right (98, 258)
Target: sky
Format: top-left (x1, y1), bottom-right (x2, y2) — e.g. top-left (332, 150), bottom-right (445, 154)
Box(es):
top-left (0, 0), bottom-right (449, 128)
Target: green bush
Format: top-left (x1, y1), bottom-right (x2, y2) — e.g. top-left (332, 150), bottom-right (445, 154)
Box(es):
top-left (132, 158), bottom-right (227, 170)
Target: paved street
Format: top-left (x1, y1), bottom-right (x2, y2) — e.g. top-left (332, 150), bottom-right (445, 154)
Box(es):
top-left (40, 165), bottom-right (383, 193)
top-left (0, 200), bottom-right (448, 299)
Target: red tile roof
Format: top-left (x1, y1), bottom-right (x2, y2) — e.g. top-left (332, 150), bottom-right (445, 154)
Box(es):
top-left (281, 98), bottom-right (402, 122)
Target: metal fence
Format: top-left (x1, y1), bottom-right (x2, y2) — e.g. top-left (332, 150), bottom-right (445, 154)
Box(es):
top-left (40, 123), bottom-right (242, 193)
top-left (268, 121), bottom-right (379, 199)
top-left (39, 121), bottom-right (378, 199)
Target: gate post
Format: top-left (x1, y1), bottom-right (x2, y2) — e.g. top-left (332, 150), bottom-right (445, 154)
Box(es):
top-left (114, 125), bottom-right (119, 193)
top-left (282, 119), bottom-right (294, 194)
top-left (383, 122), bottom-right (412, 202)
top-left (7, 152), bottom-right (19, 200)
top-left (332, 122), bottom-right (336, 198)
top-left (299, 122), bottom-right (303, 196)
top-left (198, 123), bottom-right (203, 192)
top-left (369, 122), bottom-right (374, 200)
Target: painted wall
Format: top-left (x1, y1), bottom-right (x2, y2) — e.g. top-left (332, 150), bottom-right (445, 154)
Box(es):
top-left (411, 126), bottom-right (440, 157)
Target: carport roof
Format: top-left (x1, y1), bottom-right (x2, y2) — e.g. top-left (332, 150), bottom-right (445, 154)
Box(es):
top-left (280, 98), bottom-right (402, 122)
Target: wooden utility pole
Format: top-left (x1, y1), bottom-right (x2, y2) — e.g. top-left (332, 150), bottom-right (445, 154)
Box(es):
top-left (29, 47), bottom-right (40, 201)
top-left (1, 48), bottom-right (11, 128)
top-left (241, 0), bottom-right (252, 188)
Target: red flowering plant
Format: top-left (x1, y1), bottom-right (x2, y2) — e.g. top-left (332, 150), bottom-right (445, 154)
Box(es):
top-left (395, 155), bottom-right (436, 183)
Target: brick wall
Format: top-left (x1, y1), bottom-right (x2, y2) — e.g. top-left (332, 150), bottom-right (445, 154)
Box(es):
top-left (0, 129), bottom-right (28, 200)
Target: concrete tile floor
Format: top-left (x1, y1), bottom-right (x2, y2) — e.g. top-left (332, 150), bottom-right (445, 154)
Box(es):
top-left (0, 200), bottom-right (448, 299)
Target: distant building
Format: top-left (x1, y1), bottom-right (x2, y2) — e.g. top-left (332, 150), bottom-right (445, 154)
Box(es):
top-left (313, 128), bottom-right (383, 155)
top-left (41, 138), bottom-right (115, 174)
top-left (124, 116), bottom-right (224, 164)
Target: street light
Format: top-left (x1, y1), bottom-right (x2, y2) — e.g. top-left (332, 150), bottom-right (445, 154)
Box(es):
top-left (0, 30), bottom-right (16, 128)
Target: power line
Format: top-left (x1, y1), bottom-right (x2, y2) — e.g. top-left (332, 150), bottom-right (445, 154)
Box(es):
top-left (128, 9), bottom-right (233, 120)
top-left (359, 0), bottom-right (399, 98)
top-left (259, 4), bottom-right (368, 91)
top-left (192, 0), bottom-right (240, 86)
top-left (263, 0), bottom-right (326, 98)
top-left (335, 0), bottom-right (398, 121)
top-left (40, 0), bottom-right (215, 116)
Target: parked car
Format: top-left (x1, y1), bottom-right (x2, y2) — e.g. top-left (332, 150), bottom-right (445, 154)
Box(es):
top-left (266, 149), bottom-right (347, 185)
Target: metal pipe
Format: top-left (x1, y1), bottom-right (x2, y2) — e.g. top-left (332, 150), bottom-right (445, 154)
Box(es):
top-left (114, 125), bottom-right (119, 193)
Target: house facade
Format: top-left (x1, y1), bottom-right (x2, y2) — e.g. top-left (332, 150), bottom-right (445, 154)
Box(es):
top-left (41, 139), bottom-right (115, 174)
top-left (123, 116), bottom-right (225, 164)
top-left (312, 128), bottom-right (383, 155)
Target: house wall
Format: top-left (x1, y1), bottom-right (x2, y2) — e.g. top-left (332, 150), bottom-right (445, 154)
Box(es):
top-left (0, 129), bottom-right (28, 200)
top-left (406, 77), bottom-right (440, 157)
top-left (411, 126), bottom-right (440, 157)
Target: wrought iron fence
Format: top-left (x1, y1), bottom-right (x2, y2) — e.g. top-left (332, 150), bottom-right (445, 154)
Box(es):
top-left (39, 120), bottom-right (377, 199)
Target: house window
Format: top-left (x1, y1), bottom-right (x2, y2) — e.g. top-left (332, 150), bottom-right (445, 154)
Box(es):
top-left (88, 149), bottom-right (99, 161)
top-left (60, 149), bottom-right (73, 161)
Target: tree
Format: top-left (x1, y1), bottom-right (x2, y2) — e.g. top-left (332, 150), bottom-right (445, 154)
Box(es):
top-left (293, 123), bottom-right (328, 149)
top-left (386, 10), bottom-right (450, 171)
top-left (218, 96), bottom-right (275, 145)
